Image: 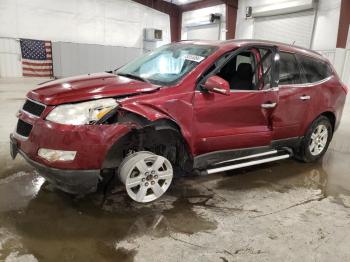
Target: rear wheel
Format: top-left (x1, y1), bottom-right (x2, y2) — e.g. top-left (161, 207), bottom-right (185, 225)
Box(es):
top-left (297, 116), bottom-right (333, 162)
top-left (118, 151), bottom-right (173, 203)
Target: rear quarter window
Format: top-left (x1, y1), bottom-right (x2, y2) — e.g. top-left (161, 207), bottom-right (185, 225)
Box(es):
top-left (297, 54), bottom-right (332, 83)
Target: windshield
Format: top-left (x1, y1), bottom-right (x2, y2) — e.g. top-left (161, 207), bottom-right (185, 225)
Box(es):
top-left (116, 44), bottom-right (217, 86)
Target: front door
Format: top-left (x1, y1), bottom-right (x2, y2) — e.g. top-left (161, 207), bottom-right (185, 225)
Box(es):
top-left (193, 46), bottom-right (279, 156)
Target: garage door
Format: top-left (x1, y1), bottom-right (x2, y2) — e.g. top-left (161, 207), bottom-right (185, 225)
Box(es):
top-left (187, 24), bottom-right (220, 41)
top-left (253, 10), bottom-right (315, 48)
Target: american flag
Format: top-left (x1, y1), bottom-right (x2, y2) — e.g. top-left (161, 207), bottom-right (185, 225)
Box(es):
top-left (20, 39), bottom-right (53, 77)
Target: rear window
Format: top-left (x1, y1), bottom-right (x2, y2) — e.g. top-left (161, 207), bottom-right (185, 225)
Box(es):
top-left (279, 52), bottom-right (301, 85)
top-left (297, 55), bottom-right (332, 83)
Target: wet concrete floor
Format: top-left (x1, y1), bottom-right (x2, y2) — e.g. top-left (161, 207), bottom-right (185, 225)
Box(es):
top-left (0, 78), bottom-right (350, 261)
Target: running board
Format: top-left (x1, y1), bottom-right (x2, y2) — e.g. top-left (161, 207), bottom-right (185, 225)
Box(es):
top-left (205, 153), bottom-right (291, 175)
top-left (214, 150), bottom-right (278, 165)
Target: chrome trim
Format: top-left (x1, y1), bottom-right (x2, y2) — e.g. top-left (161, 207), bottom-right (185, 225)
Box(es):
top-left (213, 87), bottom-right (229, 94)
top-left (206, 154), bottom-right (290, 174)
top-left (195, 87), bottom-right (279, 94)
top-left (13, 132), bottom-right (29, 141)
top-left (278, 76), bottom-right (333, 89)
top-left (26, 97), bottom-right (46, 107)
top-left (19, 109), bottom-right (40, 119)
top-left (261, 102), bottom-right (277, 109)
top-left (300, 95), bottom-right (311, 100)
top-left (214, 150), bottom-right (278, 165)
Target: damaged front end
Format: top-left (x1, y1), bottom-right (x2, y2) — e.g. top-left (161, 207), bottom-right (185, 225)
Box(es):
top-left (99, 106), bottom-right (194, 177)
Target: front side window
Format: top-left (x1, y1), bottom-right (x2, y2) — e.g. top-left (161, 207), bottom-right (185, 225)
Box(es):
top-left (116, 44), bottom-right (216, 86)
top-left (279, 52), bottom-right (301, 85)
top-left (297, 55), bottom-right (332, 83)
top-left (216, 51), bottom-right (257, 90)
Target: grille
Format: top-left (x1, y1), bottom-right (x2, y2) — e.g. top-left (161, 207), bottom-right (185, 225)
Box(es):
top-left (22, 99), bottom-right (46, 117)
top-left (16, 119), bottom-right (33, 138)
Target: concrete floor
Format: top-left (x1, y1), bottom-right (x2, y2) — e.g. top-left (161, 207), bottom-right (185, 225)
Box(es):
top-left (1, 77), bottom-right (350, 262)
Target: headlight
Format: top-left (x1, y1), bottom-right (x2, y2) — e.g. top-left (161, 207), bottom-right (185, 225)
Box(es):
top-left (46, 98), bottom-right (118, 125)
top-left (38, 149), bottom-right (76, 162)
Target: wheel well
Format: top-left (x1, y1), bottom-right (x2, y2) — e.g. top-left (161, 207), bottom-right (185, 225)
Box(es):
top-left (102, 118), bottom-right (193, 173)
top-left (321, 111), bottom-right (336, 132)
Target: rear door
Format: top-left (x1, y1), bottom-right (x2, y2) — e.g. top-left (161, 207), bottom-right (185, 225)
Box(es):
top-left (272, 51), bottom-right (312, 139)
top-left (193, 46), bottom-right (279, 155)
top-left (272, 52), bottom-right (327, 140)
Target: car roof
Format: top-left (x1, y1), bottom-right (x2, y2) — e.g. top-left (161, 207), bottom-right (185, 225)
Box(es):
top-left (177, 39), bottom-right (328, 62)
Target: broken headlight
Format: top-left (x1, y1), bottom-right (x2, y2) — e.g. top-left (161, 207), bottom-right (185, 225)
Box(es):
top-left (46, 98), bottom-right (118, 125)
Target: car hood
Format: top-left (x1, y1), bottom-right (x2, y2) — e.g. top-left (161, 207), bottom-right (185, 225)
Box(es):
top-left (27, 73), bottom-right (160, 105)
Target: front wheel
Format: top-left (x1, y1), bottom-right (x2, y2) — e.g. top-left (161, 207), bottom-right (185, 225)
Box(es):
top-left (118, 151), bottom-right (174, 203)
top-left (297, 116), bottom-right (333, 162)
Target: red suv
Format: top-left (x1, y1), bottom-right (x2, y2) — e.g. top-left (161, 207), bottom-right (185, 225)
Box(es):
top-left (10, 40), bottom-right (347, 202)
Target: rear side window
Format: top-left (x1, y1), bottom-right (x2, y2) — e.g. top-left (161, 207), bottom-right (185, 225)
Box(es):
top-left (279, 52), bottom-right (301, 85)
top-left (297, 55), bottom-right (332, 83)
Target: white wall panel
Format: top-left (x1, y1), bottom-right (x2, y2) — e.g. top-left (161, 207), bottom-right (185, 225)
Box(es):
top-left (347, 25), bottom-right (350, 49)
top-left (182, 4), bottom-right (227, 41)
top-left (187, 24), bottom-right (221, 41)
top-left (311, 0), bottom-right (341, 50)
top-left (236, 0), bottom-right (341, 50)
top-left (253, 10), bottom-right (315, 48)
top-left (0, 38), bottom-right (22, 77)
top-left (341, 50), bottom-right (350, 87)
top-left (52, 42), bottom-right (142, 78)
top-left (0, 0), bottom-right (170, 48)
top-left (317, 50), bottom-right (336, 65)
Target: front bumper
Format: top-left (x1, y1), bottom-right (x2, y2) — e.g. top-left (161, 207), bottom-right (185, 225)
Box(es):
top-left (12, 104), bottom-right (132, 194)
top-left (11, 134), bottom-right (100, 194)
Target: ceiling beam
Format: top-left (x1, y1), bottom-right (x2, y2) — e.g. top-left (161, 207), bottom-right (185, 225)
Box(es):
top-left (132, 0), bottom-right (179, 16)
top-left (337, 0), bottom-right (350, 48)
top-left (179, 0), bottom-right (238, 12)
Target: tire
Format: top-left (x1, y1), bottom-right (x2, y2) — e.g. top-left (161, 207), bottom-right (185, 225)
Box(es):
top-left (297, 116), bottom-right (333, 163)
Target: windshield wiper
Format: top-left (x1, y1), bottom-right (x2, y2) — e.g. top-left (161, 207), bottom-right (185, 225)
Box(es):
top-left (117, 73), bottom-right (149, 83)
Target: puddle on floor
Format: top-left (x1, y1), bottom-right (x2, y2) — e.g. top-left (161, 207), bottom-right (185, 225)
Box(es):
top-left (0, 173), bottom-right (218, 261)
top-left (213, 145), bottom-right (350, 199)
top-left (0, 130), bottom-right (349, 261)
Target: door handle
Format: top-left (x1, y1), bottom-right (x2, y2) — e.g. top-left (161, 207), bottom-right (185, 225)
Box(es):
top-left (300, 95), bottom-right (311, 101)
top-left (261, 102), bottom-right (277, 109)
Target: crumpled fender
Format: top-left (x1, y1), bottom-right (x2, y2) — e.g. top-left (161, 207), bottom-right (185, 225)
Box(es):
top-left (119, 100), bottom-right (194, 155)
top-left (120, 102), bottom-right (171, 122)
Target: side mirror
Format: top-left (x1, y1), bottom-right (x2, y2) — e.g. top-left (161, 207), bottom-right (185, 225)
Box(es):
top-left (202, 76), bottom-right (230, 96)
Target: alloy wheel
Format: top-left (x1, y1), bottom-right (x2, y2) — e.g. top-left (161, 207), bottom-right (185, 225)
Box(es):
top-left (309, 124), bottom-right (328, 156)
top-left (118, 151), bottom-right (173, 203)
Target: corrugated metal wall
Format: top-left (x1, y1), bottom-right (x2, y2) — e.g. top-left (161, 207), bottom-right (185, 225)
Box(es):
top-left (342, 49), bottom-right (350, 87)
top-left (52, 42), bottom-right (142, 78)
top-left (0, 38), bottom-right (143, 78)
top-left (0, 38), bottom-right (22, 77)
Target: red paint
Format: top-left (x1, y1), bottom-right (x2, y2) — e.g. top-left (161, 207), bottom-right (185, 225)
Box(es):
top-left (27, 73), bottom-right (160, 105)
top-left (15, 40), bottom-right (347, 171)
top-left (203, 75), bottom-right (230, 95)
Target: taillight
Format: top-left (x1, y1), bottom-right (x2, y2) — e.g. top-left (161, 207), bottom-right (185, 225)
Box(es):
top-left (342, 83), bottom-right (348, 94)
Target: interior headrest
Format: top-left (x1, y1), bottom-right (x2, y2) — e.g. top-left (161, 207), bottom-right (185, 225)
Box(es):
top-left (237, 63), bottom-right (253, 80)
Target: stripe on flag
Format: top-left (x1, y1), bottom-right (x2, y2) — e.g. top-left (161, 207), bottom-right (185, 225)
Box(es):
top-left (20, 39), bottom-right (53, 77)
